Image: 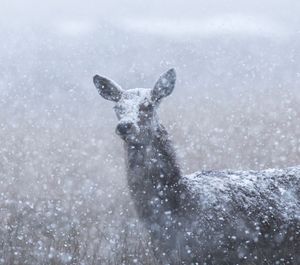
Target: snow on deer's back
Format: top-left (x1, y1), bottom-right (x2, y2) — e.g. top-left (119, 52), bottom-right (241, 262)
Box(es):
top-left (93, 69), bottom-right (300, 265)
top-left (184, 167), bottom-right (300, 220)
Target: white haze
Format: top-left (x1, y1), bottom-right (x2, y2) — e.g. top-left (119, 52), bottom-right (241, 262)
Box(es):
top-left (0, 0), bottom-right (300, 264)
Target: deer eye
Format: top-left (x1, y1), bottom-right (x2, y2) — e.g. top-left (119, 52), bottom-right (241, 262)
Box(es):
top-left (139, 102), bottom-right (153, 112)
top-left (114, 105), bottom-right (123, 111)
top-left (113, 105), bottom-right (125, 117)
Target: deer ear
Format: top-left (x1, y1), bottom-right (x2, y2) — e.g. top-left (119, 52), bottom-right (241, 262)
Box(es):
top-left (93, 75), bottom-right (123, 102)
top-left (152, 68), bottom-right (176, 101)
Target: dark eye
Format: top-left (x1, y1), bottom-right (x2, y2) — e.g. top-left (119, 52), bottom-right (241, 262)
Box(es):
top-left (113, 105), bottom-right (124, 112)
top-left (139, 102), bottom-right (153, 112)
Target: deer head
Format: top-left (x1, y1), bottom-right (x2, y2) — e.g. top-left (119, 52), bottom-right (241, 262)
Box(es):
top-left (93, 69), bottom-right (176, 144)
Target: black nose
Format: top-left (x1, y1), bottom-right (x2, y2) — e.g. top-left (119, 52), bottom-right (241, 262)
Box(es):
top-left (116, 122), bottom-right (134, 135)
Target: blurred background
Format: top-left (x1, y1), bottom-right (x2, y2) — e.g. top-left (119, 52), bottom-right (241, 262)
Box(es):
top-left (0, 0), bottom-right (300, 264)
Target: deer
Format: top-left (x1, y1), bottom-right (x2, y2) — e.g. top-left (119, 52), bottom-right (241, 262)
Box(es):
top-left (93, 69), bottom-right (300, 265)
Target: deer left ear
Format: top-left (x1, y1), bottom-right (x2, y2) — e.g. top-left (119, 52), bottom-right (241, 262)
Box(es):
top-left (151, 68), bottom-right (176, 101)
top-left (93, 75), bottom-right (123, 102)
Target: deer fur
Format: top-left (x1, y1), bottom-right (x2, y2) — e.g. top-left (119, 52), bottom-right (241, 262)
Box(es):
top-left (93, 69), bottom-right (300, 265)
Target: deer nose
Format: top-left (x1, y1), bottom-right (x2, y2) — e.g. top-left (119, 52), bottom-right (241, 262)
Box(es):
top-left (116, 122), bottom-right (134, 135)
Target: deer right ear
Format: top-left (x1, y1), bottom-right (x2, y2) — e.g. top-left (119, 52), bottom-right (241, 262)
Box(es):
top-left (93, 75), bottom-right (123, 102)
top-left (151, 68), bottom-right (176, 102)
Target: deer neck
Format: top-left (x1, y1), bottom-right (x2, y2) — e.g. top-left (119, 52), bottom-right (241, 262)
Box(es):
top-left (125, 124), bottom-right (186, 224)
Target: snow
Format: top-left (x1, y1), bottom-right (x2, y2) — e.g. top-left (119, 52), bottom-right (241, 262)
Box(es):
top-left (183, 166), bottom-right (300, 220)
top-left (114, 88), bottom-right (152, 128)
top-left (1, 0), bottom-right (300, 264)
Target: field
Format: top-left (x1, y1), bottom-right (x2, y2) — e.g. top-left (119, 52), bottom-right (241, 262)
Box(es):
top-left (1, 1), bottom-right (300, 264)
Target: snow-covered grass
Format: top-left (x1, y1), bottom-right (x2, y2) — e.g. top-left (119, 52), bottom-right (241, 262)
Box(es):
top-left (0, 192), bottom-right (157, 264)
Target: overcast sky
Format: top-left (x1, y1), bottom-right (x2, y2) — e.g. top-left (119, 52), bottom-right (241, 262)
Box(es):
top-left (1, 0), bottom-right (300, 40)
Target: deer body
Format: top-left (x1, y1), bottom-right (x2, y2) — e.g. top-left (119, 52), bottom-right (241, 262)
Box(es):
top-left (93, 69), bottom-right (300, 264)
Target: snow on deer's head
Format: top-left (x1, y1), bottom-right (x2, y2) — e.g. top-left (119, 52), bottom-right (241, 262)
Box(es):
top-left (93, 69), bottom-right (176, 144)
